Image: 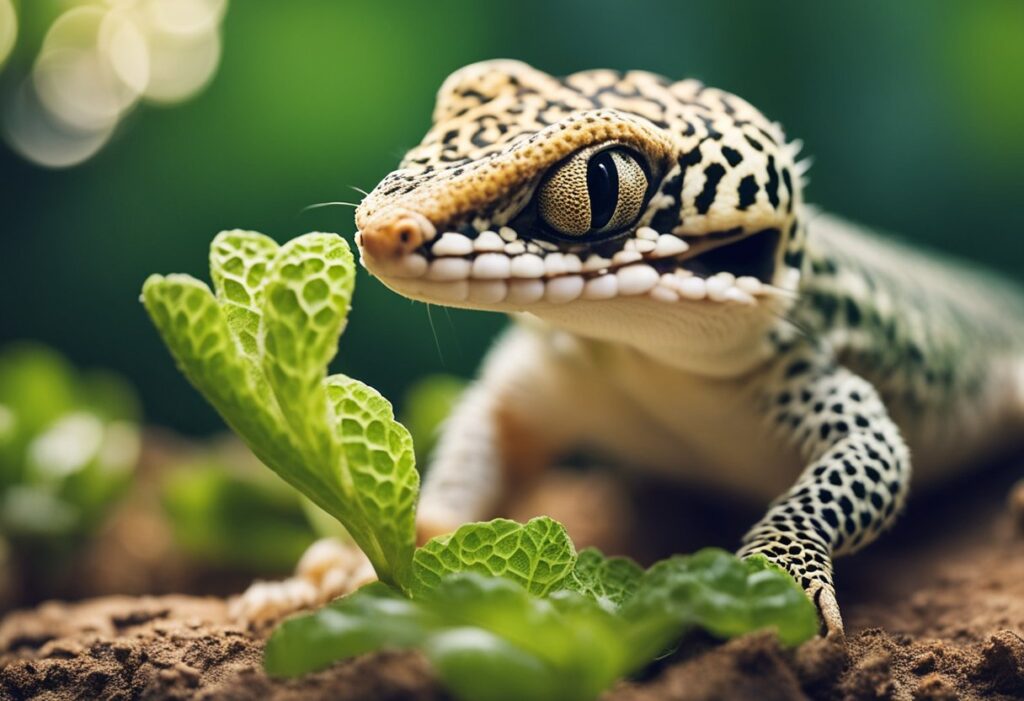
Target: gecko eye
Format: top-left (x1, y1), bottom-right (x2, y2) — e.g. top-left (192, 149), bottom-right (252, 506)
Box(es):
top-left (537, 146), bottom-right (648, 238)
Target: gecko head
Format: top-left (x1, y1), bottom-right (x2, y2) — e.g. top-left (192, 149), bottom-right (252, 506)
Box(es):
top-left (356, 61), bottom-right (808, 370)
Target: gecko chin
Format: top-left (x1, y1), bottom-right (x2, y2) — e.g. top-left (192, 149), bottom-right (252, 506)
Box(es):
top-left (357, 223), bottom-right (794, 316)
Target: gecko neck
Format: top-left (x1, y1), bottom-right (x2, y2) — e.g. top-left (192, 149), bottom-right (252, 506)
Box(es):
top-left (528, 299), bottom-right (781, 378)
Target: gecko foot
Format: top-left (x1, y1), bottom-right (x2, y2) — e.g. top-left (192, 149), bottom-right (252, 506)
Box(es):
top-left (228, 538), bottom-right (376, 627)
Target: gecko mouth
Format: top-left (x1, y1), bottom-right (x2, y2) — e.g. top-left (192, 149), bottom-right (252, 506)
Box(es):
top-left (357, 225), bottom-right (788, 308)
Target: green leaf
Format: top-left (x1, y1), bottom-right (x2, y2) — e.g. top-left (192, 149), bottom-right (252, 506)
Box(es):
top-left (622, 548), bottom-right (817, 647)
top-left (161, 459), bottom-right (317, 572)
top-left (325, 374), bottom-right (418, 590)
top-left (424, 628), bottom-right (561, 701)
top-left (412, 516), bottom-right (576, 597)
top-left (209, 230), bottom-right (279, 365)
top-left (264, 582), bottom-right (433, 678)
top-left (142, 232), bottom-right (419, 589)
top-left (141, 273), bottom-right (294, 473)
top-left (563, 547), bottom-right (643, 610)
top-left (266, 551), bottom-right (816, 701)
top-left (260, 234), bottom-right (353, 465)
top-left (267, 573), bottom-right (633, 701)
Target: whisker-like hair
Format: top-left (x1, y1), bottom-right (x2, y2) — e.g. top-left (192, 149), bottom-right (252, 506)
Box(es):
top-left (441, 306), bottom-right (464, 361)
top-left (349, 185), bottom-right (370, 197)
top-left (425, 304), bottom-right (446, 365)
top-left (301, 201), bottom-right (361, 213)
top-left (769, 308), bottom-right (814, 341)
top-left (761, 283), bottom-right (801, 300)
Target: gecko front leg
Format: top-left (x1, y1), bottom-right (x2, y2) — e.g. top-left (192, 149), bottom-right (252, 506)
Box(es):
top-left (738, 347), bottom-right (911, 637)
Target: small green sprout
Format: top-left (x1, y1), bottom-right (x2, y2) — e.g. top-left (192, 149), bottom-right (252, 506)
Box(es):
top-left (143, 231), bottom-right (417, 590)
top-left (161, 442), bottom-right (319, 573)
top-left (143, 230), bottom-right (817, 701)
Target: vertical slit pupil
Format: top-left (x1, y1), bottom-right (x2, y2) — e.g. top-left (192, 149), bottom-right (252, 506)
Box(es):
top-left (587, 150), bottom-right (619, 230)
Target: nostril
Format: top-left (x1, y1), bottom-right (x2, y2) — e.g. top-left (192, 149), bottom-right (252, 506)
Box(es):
top-left (393, 219), bottom-right (424, 253)
top-left (359, 211), bottom-right (435, 261)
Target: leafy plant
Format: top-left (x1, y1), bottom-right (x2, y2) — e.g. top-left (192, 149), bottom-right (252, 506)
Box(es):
top-left (143, 230), bottom-right (817, 701)
top-left (161, 441), bottom-right (319, 573)
top-left (143, 230), bottom-right (417, 590)
top-left (0, 343), bottom-right (141, 604)
top-left (266, 546), bottom-right (815, 701)
top-left (0, 344), bottom-right (140, 550)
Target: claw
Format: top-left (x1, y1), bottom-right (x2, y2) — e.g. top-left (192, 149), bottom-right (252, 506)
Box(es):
top-left (229, 537), bottom-right (376, 627)
top-left (812, 584), bottom-right (845, 641)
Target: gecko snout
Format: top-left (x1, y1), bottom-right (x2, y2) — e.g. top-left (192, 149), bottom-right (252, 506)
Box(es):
top-left (357, 210), bottom-right (436, 261)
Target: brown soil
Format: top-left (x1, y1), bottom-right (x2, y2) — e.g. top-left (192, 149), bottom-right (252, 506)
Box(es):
top-left (2, 460), bottom-right (1024, 701)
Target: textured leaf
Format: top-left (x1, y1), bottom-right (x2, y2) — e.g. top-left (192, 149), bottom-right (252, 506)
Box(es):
top-left (140, 274), bottom-right (296, 475)
top-left (412, 517), bottom-right (576, 597)
top-left (208, 230), bottom-right (279, 364)
top-left (261, 233), bottom-right (353, 467)
top-left (325, 374), bottom-right (419, 588)
top-left (563, 547), bottom-right (644, 610)
top-left (622, 548), bottom-right (818, 647)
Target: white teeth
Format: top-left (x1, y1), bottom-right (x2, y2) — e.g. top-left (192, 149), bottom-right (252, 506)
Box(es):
top-left (544, 253), bottom-right (567, 276)
top-left (526, 242), bottom-right (543, 254)
top-left (706, 274), bottom-right (733, 301)
top-left (498, 226), bottom-right (518, 242)
top-left (582, 254), bottom-right (612, 272)
top-left (616, 264), bottom-right (659, 295)
top-left (511, 254), bottom-right (545, 278)
top-left (545, 275), bottom-right (584, 304)
top-left (504, 241), bottom-right (526, 255)
top-left (724, 287), bottom-right (756, 305)
top-left (652, 234), bottom-right (690, 258)
top-left (431, 279), bottom-right (469, 302)
top-left (612, 249), bottom-right (643, 266)
top-left (472, 253), bottom-right (511, 279)
top-left (634, 238), bottom-right (657, 254)
top-left (536, 240), bottom-right (558, 252)
top-left (393, 254), bottom-right (427, 278)
top-left (507, 279), bottom-right (545, 304)
top-left (582, 274), bottom-right (618, 300)
top-left (674, 268), bottom-right (694, 278)
top-left (473, 230), bottom-right (505, 252)
top-left (650, 285), bottom-right (680, 303)
top-left (468, 279), bottom-right (507, 303)
top-left (563, 254), bottom-right (583, 273)
top-left (636, 226), bottom-right (659, 241)
top-left (736, 276), bottom-right (763, 294)
top-left (432, 232), bottom-right (473, 257)
top-left (678, 276), bottom-right (707, 300)
top-left (428, 257), bottom-right (471, 281)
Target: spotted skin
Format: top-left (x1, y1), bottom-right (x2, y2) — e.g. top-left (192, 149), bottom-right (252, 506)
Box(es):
top-left (234, 61), bottom-right (1024, 633)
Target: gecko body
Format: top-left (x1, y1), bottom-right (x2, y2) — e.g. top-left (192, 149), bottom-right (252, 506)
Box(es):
top-left (238, 61), bottom-right (1024, 633)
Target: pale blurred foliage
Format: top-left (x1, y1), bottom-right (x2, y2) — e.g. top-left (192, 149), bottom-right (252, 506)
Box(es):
top-left (0, 0), bottom-right (15, 70)
top-left (1, 0), bottom-right (228, 168)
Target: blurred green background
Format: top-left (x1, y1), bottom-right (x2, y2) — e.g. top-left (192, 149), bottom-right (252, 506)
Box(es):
top-left (1, 0), bottom-right (1022, 436)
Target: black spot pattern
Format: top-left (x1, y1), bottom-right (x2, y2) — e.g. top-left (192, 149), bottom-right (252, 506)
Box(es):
top-left (738, 350), bottom-right (911, 605)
